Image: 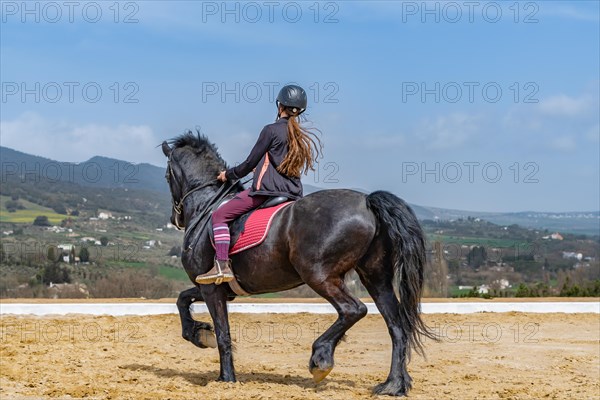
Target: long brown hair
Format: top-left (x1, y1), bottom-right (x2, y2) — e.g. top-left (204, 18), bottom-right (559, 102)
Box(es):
top-left (277, 111), bottom-right (323, 178)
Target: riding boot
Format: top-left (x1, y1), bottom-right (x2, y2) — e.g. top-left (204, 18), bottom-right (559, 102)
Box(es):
top-left (195, 258), bottom-right (234, 285)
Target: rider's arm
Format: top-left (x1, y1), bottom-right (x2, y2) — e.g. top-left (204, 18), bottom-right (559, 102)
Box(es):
top-left (226, 125), bottom-right (272, 180)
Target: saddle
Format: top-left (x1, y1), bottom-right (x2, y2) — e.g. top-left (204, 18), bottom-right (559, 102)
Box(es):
top-left (209, 196), bottom-right (293, 255)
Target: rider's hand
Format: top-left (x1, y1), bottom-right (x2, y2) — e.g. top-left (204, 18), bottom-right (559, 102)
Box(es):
top-left (217, 170), bottom-right (227, 182)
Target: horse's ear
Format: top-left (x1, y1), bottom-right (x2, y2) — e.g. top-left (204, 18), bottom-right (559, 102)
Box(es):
top-left (162, 141), bottom-right (172, 157)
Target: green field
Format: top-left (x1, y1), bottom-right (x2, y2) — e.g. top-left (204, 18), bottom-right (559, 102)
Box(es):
top-left (111, 230), bottom-right (153, 241)
top-left (0, 196), bottom-right (73, 225)
top-left (157, 265), bottom-right (189, 281)
top-left (106, 260), bottom-right (189, 282)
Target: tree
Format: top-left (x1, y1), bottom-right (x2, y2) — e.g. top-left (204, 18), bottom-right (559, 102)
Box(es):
top-left (467, 246), bottom-right (487, 268)
top-left (424, 241), bottom-right (449, 297)
top-left (100, 236), bottom-right (109, 246)
top-left (515, 283), bottom-right (530, 297)
top-left (47, 246), bottom-right (59, 262)
top-left (79, 247), bottom-right (90, 263)
top-left (5, 200), bottom-right (24, 212)
top-left (33, 216), bottom-right (51, 226)
top-left (52, 204), bottom-right (67, 215)
top-left (167, 246), bottom-right (182, 257)
top-left (448, 259), bottom-right (461, 284)
top-left (41, 263), bottom-right (71, 284)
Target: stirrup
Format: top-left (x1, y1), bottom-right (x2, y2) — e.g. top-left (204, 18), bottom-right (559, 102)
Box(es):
top-left (195, 259), bottom-right (234, 285)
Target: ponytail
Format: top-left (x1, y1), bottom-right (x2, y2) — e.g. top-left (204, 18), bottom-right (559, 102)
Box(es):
top-left (277, 114), bottom-right (322, 178)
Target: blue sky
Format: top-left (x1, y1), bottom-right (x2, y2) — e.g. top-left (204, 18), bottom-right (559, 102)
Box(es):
top-left (1, 1), bottom-right (598, 212)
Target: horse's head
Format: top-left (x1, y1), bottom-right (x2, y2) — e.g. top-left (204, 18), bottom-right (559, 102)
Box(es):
top-left (161, 131), bottom-right (226, 229)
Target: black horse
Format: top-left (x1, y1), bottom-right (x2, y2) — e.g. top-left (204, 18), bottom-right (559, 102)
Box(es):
top-left (161, 132), bottom-right (435, 397)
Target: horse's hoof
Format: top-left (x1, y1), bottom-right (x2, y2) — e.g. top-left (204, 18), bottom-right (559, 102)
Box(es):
top-left (198, 329), bottom-right (217, 348)
top-left (310, 366), bottom-right (333, 383)
top-left (373, 381), bottom-right (409, 397)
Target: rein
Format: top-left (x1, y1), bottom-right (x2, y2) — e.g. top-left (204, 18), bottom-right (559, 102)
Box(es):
top-left (172, 180), bottom-right (218, 216)
top-left (166, 152), bottom-right (250, 249)
top-left (181, 177), bottom-right (252, 250)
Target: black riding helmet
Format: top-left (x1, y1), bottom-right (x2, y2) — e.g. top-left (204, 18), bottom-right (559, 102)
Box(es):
top-left (276, 84), bottom-right (307, 117)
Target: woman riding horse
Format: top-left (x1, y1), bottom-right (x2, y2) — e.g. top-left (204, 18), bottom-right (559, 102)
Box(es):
top-left (162, 85), bottom-right (436, 396)
top-left (196, 84), bottom-right (322, 285)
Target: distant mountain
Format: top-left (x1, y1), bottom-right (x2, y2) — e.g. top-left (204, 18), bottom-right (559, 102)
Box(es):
top-left (0, 147), bottom-right (171, 226)
top-left (1, 146), bottom-right (598, 235)
top-left (0, 147), bottom-right (168, 193)
top-left (411, 206), bottom-right (599, 236)
top-left (468, 210), bottom-right (600, 236)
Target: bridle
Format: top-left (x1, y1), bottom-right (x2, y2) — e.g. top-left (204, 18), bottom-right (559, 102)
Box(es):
top-left (166, 155), bottom-right (218, 229)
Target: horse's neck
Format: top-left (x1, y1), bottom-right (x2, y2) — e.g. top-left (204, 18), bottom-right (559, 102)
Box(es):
top-left (181, 180), bottom-right (243, 249)
top-left (183, 179), bottom-right (245, 226)
top-left (183, 186), bottom-right (217, 223)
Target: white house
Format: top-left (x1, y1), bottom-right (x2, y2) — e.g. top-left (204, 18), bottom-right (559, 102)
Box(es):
top-left (98, 212), bottom-right (113, 220)
top-left (562, 252), bottom-right (583, 261)
top-left (493, 279), bottom-right (511, 289)
top-left (543, 232), bottom-right (564, 240)
top-left (81, 237), bottom-right (102, 246)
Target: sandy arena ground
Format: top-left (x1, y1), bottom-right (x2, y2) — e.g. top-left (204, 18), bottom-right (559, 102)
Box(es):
top-left (1, 310), bottom-right (599, 399)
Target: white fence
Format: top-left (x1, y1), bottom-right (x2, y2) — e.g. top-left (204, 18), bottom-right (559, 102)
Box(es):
top-left (1, 302), bottom-right (598, 316)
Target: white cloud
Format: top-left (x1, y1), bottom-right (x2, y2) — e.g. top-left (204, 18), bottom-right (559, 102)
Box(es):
top-left (416, 113), bottom-right (480, 150)
top-left (0, 112), bottom-right (161, 165)
top-left (549, 135), bottom-right (577, 152)
top-left (538, 94), bottom-right (592, 117)
top-left (501, 89), bottom-right (598, 148)
top-left (502, 107), bottom-right (543, 131)
top-left (347, 133), bottom-right (405, 150)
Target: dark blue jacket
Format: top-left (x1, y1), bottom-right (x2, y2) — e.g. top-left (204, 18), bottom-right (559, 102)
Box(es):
top-left (225, 117), bottom-right (303, 200)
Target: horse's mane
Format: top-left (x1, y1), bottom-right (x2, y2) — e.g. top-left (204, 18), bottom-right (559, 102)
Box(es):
top-left (170, 130), bottom-right (226, 164)
top-left (170, 130), bottom-right (221, 155)
top-left (168, 130), bottom-right (233, 184)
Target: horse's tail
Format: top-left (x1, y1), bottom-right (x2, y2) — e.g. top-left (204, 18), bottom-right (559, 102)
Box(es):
top-left (366, 190), bottom-right (437, 357)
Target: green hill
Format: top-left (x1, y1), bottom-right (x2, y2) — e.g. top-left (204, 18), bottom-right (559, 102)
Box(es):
top-left (0, 195), bottom-right (72, 225)
top-left (0, 146), bottom-right (169, 193)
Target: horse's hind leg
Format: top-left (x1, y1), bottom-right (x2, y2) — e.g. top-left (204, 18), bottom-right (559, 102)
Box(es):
top-left (356, 250), bottom-right (413, 396)
top-left (176, 286), bottom-right (216, 348)
top-left (304, 274), bottom-right (368, 382)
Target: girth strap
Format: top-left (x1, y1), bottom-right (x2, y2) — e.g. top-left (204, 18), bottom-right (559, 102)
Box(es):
top-left (228, 277), bottom-right (251, 296)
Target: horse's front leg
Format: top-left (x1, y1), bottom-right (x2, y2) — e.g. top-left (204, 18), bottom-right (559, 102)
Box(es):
top-left (176, 286), bottom-right (216, 348)
top-left (202, 284), bottom-right (236, 382)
